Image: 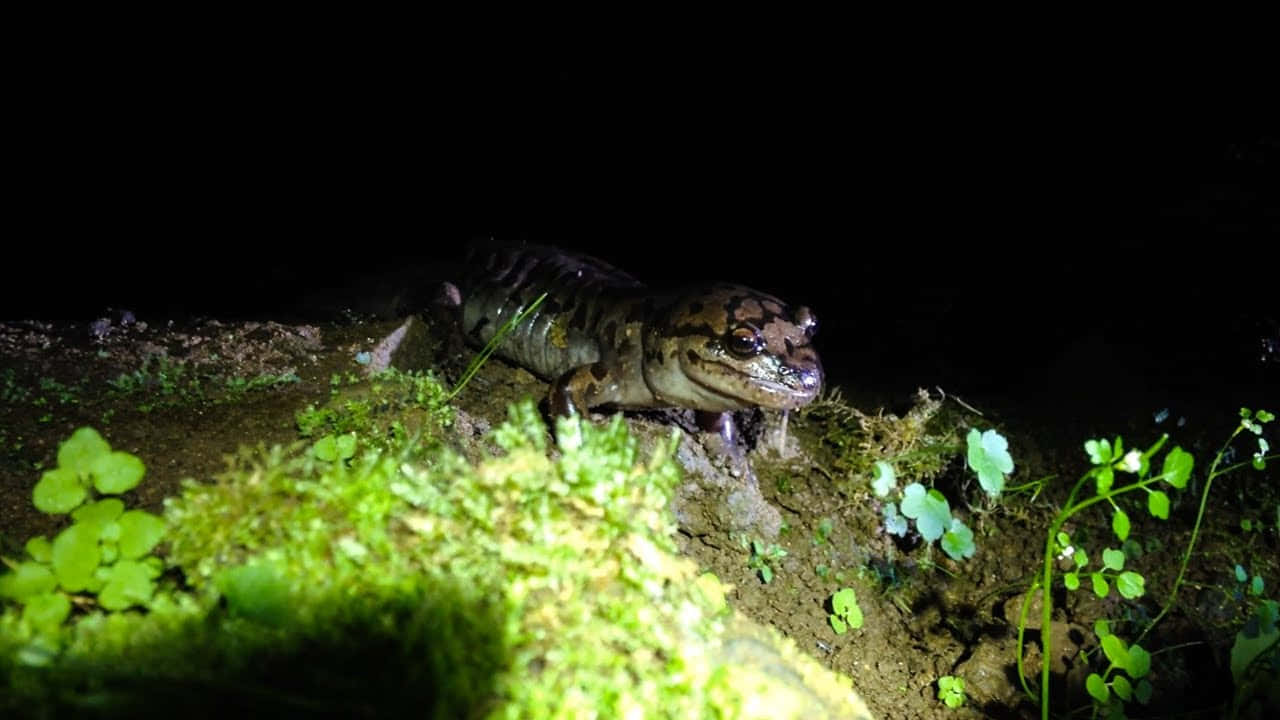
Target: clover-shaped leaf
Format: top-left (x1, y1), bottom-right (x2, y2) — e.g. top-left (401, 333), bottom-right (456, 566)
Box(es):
top-left (900, 483), bottom-right (951, 542)
top-left (51, 523), bottom-right (101, 592)
top-left (0, 562), bottom-right (58, 601)
top-left (25, 536), bottom-right (52, 563)
top-left (56, 427), bottom-right (111, 476)
top-left (32, 466), bottom-right (87, 514)
top-left (941, 518), bottom-right (976, 560)
top-left (883, 503), bottom-right (908, 536)
top-left (98, 559), bottom-right (160, 610)
top-left (90, 450), bottom-right (145, 494)
top-left (1102, 548), bottom-right (1126, 571)
top-left (967, 429), bottom-right (1013, 496)
top-left (1085, 438), bottom-right (1113, 465)
top-left (871, 461), bottom-right (895, 497)
top-left (23, 592), bottom-right (72, 636)
top-left (71, 498), bottom-right (125, 537)
top-left (118, 510), bottom-right (166, 559)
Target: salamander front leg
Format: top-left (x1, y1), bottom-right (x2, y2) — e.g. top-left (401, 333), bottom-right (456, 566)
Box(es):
top-left (548, 362), bottom-right (620, 418)
top-left (694, 410), bottom-right (751, 478)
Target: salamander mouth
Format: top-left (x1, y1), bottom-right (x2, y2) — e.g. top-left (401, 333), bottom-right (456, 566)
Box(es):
top-left (689, 359), bottom-right (821, 411)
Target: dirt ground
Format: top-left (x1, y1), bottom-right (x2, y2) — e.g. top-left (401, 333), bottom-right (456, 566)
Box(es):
top-left (1, 310), bottom-right (1276, 719)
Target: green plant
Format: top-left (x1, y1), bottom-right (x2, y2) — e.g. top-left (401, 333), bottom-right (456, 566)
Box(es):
top-left (295, 368), bottom-right (453, 449)
top-left (1233, 564), bottom-right (1265, 599)
top-left (0, 428), bottom-right (166, 660)
top-left (745, 539), bottom-right (787, 584)
top-left (874, 428), bottom-right (1011, 561)
top-left (937, 675), bottom-right (966, 708)
top-left (828, 587), bottom-right (863, 634)
top-left (1016, 408), bottom-right (1277, 719)
top-left (1230, 598), bottom-right (1279, 718)
top-left (1085, 619), bottom-right (1153, 711)
top-left (107, 353), bottom-right (299, 411)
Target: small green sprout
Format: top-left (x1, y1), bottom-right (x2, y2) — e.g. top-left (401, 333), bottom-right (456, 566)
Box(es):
top-left (313, 433), bottom-right (358, 463)
top-left (746, 540), bottom-right (786, 584)
top-left (1086, 622), bottom-right (1152, 709)
top-left (937, 675), bottom-right (966, 708)
top-left (813, 517), bottom-right (833, 545)
top-left (870, 460), bottom-right (895, 497)
top-left (899, 483), bottom-right (950, 542)
top-left (828, 587), bottom-right (863, 635)
top-left (966, 428), bottom-right (1013, 495)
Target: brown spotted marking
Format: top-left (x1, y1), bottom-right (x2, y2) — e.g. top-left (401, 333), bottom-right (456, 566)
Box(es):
top-left (454, 243), bottom-right (823, 421)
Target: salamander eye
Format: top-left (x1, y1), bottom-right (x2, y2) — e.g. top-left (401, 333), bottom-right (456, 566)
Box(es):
top-left (727, 326), bottom-right (764, 357)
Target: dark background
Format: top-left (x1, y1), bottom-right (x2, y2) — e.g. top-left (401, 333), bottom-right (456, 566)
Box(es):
top-left (4, 43), bottom-right (1276, 422)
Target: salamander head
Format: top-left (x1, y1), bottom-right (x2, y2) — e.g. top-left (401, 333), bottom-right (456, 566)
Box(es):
top-left (645, 284), bottom-right (823, 412)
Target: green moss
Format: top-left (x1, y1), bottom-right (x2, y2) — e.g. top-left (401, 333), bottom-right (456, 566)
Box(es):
top-left (4, 398), bottom-right (867, 718)
top-left (294, 368), bottom-right (452, 451)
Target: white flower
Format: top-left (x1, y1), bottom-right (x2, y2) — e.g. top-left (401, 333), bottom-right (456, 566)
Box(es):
top-left (1122, 449), bottom-right (1142, 473)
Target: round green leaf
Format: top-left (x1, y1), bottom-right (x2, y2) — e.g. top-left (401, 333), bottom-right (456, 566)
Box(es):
top-left (1148, 490), bottom-right (1170, 519)
top-left (1091, 572), bottom-right (1110, 598)
top-left (1086, 673), bottom-right (1109, 702)
top-left (98, 560), bottom-right (157, 610)
top-left (871, 461), bottom-right (895, 497)
top-left (32, 466), bottom-right (88, 514)
top-left (1127, 644), bottom-right (1151, 678)
top-left (1085, 439), bottom-right (1112, 465)
top-left (56, 427), bottom-right (111, 475)
top-left (90, 450), bottom-right (145, 494)
top-left (71, 498), bottom-right (125, 537)
top-left (25, 536), bottom-right (53, 563)
top-left (1064, 572), bottom-right (1080, 591)
top-left (845, 601), bottom-right (864, 630)
top-left (313, 434), bottom-right (338, 461)
top-left (830, 615), bottom-right (847, 635)
top-left (51, 523), bottom-right (101, 592)
top-left (1112, 509), bottom-right (1130, 541)
top-left (0, 562), bottom-right (58, 600)
top-left (1094, 466), bottom-right (1114, 495)
top-left (22, 592), bottom-right (71, 635)
top-left (1117, 571), bottom-right (1145, 599)
top-left (967, 429), bottom-right (1013, 496)
top-left (1101, 633), bottom-right (1129, 671)
top-left (1162, 446), bottom-right (1193, 489)
top-left (1102, 548), bottom-right (1126, 571)
top-left (117, 510), bottom-right (166, 559)
top-left (335, 432), bottom-right (357, 459)
top-left (1112, 674), bottom-right (1132, 700)
top-left (1135, 678), bottom-right (1153, 704)
top-left (942, 519), bottom-right (976, 560)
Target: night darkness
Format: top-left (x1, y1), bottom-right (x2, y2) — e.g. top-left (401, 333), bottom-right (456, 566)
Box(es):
top-left (6, 54), bottom-right (1277, 429)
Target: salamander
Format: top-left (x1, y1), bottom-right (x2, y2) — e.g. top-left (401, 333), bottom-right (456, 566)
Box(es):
top-left (447, 244), bottom-right (823, 446)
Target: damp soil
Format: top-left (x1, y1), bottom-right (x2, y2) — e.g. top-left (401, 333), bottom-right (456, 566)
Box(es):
top-left (1, 311), bottom-right (1276, 719)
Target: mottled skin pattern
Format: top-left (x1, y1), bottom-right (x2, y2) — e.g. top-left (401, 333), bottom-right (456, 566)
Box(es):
top-left (454, 244), bottom-right (823, 441)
